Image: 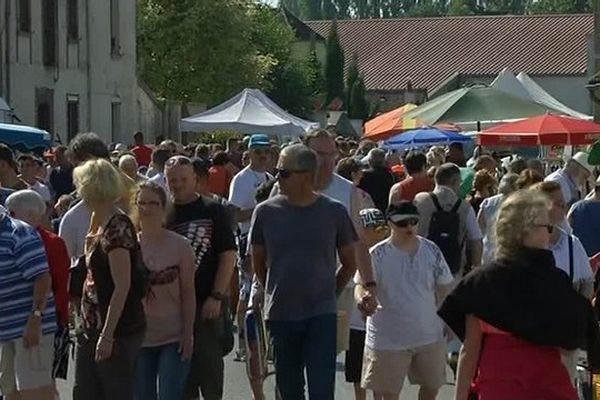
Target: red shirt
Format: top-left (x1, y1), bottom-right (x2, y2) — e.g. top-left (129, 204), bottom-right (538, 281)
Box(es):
top-left (37, 227), bottom-right (70, 327)
top-left (132, 145), bottom-right (153, 167)
top-left (397, 175), bottom-right (435, 202)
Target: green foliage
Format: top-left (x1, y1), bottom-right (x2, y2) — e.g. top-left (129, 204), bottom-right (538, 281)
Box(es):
top-left (526, 0), bottom-right (590, 13)
top-left (137, 0), bottom-right (275, 105)
top-left (348, 77), bottom-right (370, 120)
top-left (307, 41), bottom-right (327, 95)
top-left (447, 0), bottom-right (477, 15)
top-left (325, 20), bottom-right (345, 105)
top-left (267, 59), bottom-right (315, 117)
top-left (345, 53), bottom-right (360, 106)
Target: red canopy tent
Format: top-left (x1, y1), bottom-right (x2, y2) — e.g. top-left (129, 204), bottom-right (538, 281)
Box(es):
top-left (479, 114), bottom-right (600, 146)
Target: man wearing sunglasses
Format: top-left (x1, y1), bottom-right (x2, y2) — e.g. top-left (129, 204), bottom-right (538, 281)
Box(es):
top-left (356, 201), bottom-right (453, 400)
top-left (250, 144), bottom-right (362, 399)
top-left (228, 134), bottom-right (273, 361)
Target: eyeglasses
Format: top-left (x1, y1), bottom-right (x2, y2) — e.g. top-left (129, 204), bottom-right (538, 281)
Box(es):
top-left (165, 156), bottom-right (192, 168)
top-left (534, 224), bottom-right (554, 234)
top-left (275, 168), bottom-right (307, 179)
top-left (390, 217), bottom-right (419, 228)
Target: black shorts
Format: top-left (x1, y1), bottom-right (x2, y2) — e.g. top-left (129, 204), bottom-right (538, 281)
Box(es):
top-left (344, 329), bottom-right (366, 383)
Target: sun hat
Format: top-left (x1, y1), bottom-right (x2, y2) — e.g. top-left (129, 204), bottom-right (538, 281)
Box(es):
top-left (571, 151), bottom-right (593, 175)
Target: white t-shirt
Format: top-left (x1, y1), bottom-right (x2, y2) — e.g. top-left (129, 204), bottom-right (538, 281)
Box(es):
top-left (549, 227), bottom-right (594, 284)
top-left (58, 200), bottom-right (92, 260)
top-left (30, 181), bottom-right (52, 203)
top-left (545, 169), bottom-right (579, 206)
top-left (480, 194), bottom-right (504, 265)
top-left (228, 166), bottom-right (271, 235)
top-left (359, 236), bottom-right (453, 351)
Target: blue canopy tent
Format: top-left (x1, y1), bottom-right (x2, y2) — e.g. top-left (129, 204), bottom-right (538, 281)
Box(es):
top-left (381, 127), bottom-right (471, 151)
top-left (0, 123), bottom-right (53, 152)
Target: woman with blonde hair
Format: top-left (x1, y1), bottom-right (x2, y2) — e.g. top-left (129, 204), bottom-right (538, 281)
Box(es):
top-left (72, 158), bottom-right (147, 400)
top-left (439, 190), bottom-right (600, 400)
top-left (131, 181), bottom-right (196, 400)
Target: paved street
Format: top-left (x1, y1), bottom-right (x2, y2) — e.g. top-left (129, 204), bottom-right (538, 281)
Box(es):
top-left (56, 339), bottom-right (456, 399)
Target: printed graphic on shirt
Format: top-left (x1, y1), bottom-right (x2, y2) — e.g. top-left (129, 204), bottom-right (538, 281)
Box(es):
top-left (169, 219), bottom-right (213, 270)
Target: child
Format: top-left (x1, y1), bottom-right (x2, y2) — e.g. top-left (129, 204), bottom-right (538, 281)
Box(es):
top-left (346, 208), bottom-right (390, 400)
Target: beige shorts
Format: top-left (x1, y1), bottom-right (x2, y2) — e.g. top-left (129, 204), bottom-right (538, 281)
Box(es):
top-left (361, 341), bottom-right (446, 394)
top-left (0, 334), bottom-right (54, 395)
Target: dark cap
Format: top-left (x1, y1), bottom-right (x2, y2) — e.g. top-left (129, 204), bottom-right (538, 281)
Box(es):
top-left (386, 201), bottom-right (419, 223)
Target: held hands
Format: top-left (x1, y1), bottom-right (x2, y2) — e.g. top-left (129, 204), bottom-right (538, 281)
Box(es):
top-left (357, 290), bottom-right (378, 317)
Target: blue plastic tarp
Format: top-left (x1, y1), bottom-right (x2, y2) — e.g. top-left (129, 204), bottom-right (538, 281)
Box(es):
top-left (382, 127), bottom-right (471, 150)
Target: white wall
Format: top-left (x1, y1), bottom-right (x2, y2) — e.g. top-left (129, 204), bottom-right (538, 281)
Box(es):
top-left (530, 75), bottom-right (591, 115)
top-left (1, 0), bottom-right (139, 145)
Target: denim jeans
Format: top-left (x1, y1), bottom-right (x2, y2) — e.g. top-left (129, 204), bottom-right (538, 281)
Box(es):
top-left (267, 313), bottom-right (337, 400)
top-left (135, 342), bottom-right (191, 400)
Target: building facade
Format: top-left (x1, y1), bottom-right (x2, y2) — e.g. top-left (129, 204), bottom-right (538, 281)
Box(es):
top-left (0, 0), bottom-right (172, 145)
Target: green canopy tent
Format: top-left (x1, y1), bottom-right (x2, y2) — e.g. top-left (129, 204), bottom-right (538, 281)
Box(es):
top-left (403, 85), bottom-right (562, 130)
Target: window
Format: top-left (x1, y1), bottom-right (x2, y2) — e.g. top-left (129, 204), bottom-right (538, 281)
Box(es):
top-left (110, 0), bottom-right (120, 56)
top-left (36, 88), bottom-right (54, 133)
top-left (42, 0), bottom-right (58, 66)
top-left (67, 95), bottom-right (79, 141)
top-left (18, 0), bottom-right (31, 33)
top-left (67, 0), bottom-right (79, 41)
top-left (111, 101), bottom-right (121, 142)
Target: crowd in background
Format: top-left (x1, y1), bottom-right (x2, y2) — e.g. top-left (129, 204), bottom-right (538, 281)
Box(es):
top-left (0, 129), bottom-right (599, 400)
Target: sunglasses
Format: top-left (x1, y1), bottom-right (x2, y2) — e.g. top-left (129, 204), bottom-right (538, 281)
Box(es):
top-left (165, 156), bottom-right (192, 168)
top-left (534, 223), bottom-right (554, 234)
top-left (390, 217), bottom-right (419, 228)
top-left (275, 168), bottom-right (307, 179)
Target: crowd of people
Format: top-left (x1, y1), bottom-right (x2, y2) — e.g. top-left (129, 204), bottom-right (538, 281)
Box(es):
top-left (0, 128), bottom-right (599, 400)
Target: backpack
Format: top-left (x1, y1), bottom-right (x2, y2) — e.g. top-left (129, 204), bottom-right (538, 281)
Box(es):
top-left (428, 193), bottom-right (463, 274)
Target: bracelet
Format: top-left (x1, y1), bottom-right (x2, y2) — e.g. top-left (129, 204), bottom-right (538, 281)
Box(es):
top-left (99, 333), bottom-right (114, 343)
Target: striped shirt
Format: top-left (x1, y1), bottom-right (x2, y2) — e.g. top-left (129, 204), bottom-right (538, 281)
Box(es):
top-left (0, 214), bottom-right (57, 341)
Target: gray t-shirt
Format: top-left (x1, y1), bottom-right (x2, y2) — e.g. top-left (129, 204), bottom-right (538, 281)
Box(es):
top-left (250, 194), bottom-right (358, 321)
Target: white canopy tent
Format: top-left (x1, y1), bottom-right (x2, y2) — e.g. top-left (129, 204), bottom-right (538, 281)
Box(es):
top-left (490, 68), bottom-right (591, 120)
top-left (180, 88), bottom-right (319, 137)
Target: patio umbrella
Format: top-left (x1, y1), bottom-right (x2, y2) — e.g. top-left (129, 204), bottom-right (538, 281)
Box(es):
top-left (381, 127), bottom-right (471, 150)
top-left (402, 85), bottom-right (560, 128)
top-left (363, 104), bottom-right (421, 141)
top-left (0, 123), bottom-right (52, 152)
top-left (479, 114), bottom-right (600, 146)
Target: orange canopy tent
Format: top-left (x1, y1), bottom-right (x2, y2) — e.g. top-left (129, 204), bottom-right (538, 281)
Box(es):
top-left (364, 103), bottom-right (458, 141)
top-left (363, 104), bottom-right (422, 141)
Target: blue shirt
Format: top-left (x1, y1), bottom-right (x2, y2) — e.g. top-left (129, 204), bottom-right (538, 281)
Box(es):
top-left (569, 199), bottom-right (600, 257)
top-left (0, 214), bottom-right (57, 341)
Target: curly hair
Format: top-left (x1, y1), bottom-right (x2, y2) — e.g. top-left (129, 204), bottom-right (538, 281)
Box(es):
top-left (494, 190), bottom-right (550, 259)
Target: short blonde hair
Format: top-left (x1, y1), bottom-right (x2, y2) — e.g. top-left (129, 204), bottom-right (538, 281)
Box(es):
top-left (495, 190), bottom-right (550, 259)
top-left (73, 158), bottom-right (123, 206)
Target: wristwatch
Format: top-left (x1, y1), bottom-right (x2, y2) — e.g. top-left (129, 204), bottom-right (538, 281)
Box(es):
top-left (31, 309), bottom-right (42, 318)
top-left (209, 291), bottom-right (227, 302)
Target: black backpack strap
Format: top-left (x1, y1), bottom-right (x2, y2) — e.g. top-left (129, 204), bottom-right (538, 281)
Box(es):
top-left (568, 234), bottom-right (574, 281)
top-left (450, 198), bottom-right (462, 213)
top-left (430, 193), bottom-right (442, 212)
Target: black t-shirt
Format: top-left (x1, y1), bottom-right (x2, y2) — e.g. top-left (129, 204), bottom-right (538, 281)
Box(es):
top-left (167, 196), bottom-right (237, 303)
top-left (49, 166), bottom-right (75, 201)
top-left (359, 166), bottom-right (395, 212)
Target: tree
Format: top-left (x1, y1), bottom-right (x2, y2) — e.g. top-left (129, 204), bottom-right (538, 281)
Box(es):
top-left (325, 20), bottom-right (345, 106)
top-left (526, 0), bottom-right (590, 13)
top-left (405, 0), bottom-right (444, 17)
top-left (447, 0), bottom-right (477, 15)
top-left (307, 40), bottom-right (326, 95)
top-left (302, 0), bottom-right (323, 19)
top-left (348, 77), bottom-right (370, 120)
top-left (345, 52), bottom-right (360, 106)
top-left (322, 0), bottom-right (337, 18)
top-left (137, 0), bottom-right (274, 105)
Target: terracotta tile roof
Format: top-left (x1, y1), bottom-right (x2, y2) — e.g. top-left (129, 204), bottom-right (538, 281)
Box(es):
top-left (306, 14), bottom-right (593, 92)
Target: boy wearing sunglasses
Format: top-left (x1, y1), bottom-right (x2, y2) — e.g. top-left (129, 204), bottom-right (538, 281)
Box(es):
top-left (357, 201), bottom-right (453, 400)
top-left (346, 208), bottom-right (389, 400)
